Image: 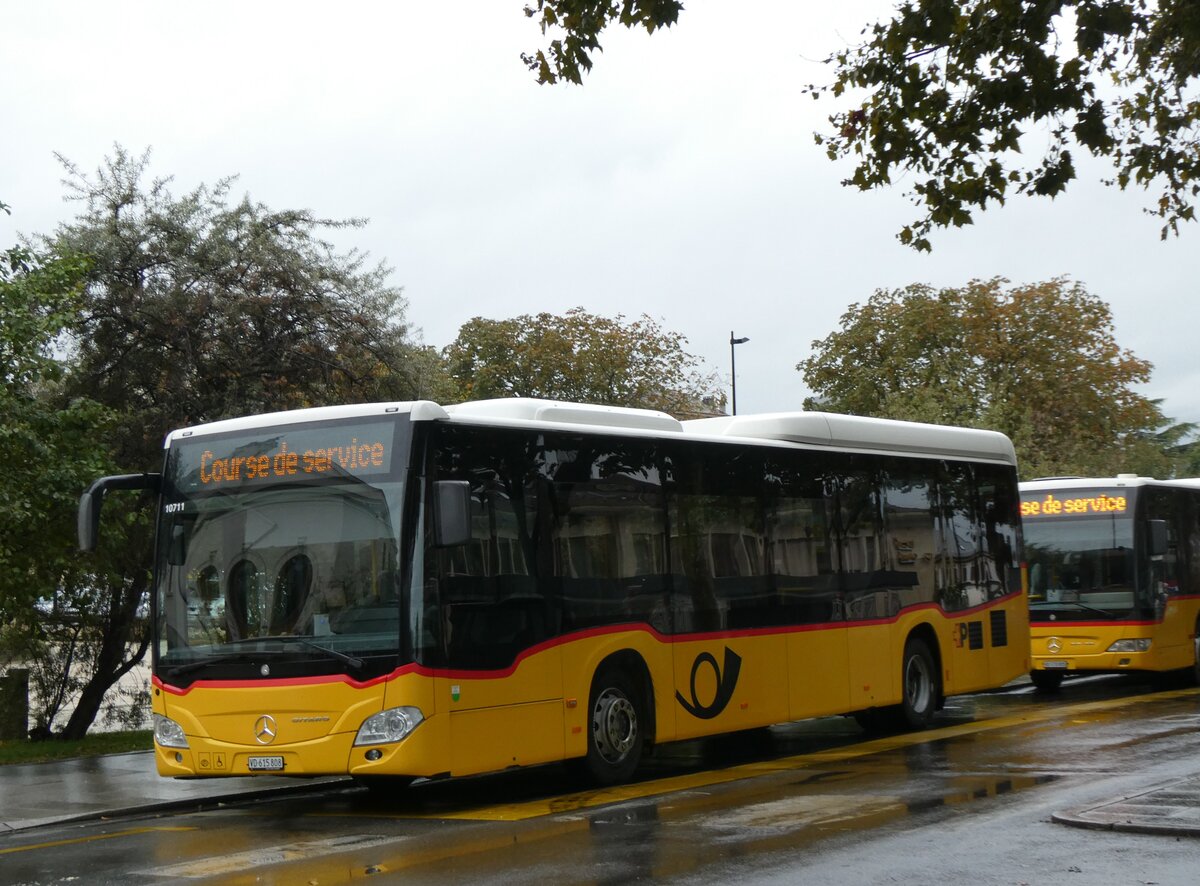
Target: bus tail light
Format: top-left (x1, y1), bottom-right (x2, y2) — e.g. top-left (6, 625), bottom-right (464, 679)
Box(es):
top-left (1106, 639), bottom-right (1151, 653)
top-left (153, 714), bottom-right (189, 749)
top-left (354, 706), bottom-right (424, 746)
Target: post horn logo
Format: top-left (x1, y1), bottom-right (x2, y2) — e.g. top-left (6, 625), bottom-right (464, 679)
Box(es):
top-left (254, 715), bottom-right (278, 745)
top-left (676, 647), bottom-right (743, 720)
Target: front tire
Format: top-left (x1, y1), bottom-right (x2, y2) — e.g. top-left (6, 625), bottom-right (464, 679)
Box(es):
top-left (898, 637), bottom-right (938, 730)
top-left (1030, 669), bottom-right (1065, 692)
top-left (583, 667), bottom-right (645, 786)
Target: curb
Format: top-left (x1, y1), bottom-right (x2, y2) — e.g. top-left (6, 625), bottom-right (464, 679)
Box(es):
top-left (1053, 775), bottom-right (1200, 838)
top-left (0, 778), bottom-right (352, 835)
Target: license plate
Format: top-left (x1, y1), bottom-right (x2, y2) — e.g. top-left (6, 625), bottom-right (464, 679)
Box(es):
top-left (1042, 661), bottom-right (1068, 669)
top-left (247, 755), bottom-right (285, 771)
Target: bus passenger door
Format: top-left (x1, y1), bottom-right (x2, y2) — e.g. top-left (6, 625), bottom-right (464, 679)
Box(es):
top-left (1143, 492), bottom-right (1189, 667)
top-left (840, 465), bottom-right (892, 711)
top-left (428, 430), bottom-right (566, 777)
top-left (936, 462), bottom-right (991, 693)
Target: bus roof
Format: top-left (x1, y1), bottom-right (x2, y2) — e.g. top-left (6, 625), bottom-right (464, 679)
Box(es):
top-left (164, 398), bottom-right (1017, 464)
top-left (681, 411), bottom-right (1016, 464)
top-left (1020, 476), bottom-right (1200, 492)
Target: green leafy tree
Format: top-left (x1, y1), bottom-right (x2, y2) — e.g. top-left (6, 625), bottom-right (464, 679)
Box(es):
top-left (522, 3), bottom-right (1199, 251)
top-left (521, 0), bottom-right (683, 84)
top-left (798, 277), bottom-right (1177, 479)
top-left (445, 307), bottom-right (724, 417)
top-left (808, 0), bottom-right (1200, 250)
top-left (35, 145), bottom-right (444, 739)
top-left (0, 243), bottom-right (120, 737)
top-left (51, 146), bottom-right (438, 468)
top-left (0, 244), bottom-right (113, 626)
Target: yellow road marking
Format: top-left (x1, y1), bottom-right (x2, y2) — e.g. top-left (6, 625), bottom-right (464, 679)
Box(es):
top-left (0, 826), bottom-right (197, 856)
top-left (395, 686), bottom-right (1200, 821)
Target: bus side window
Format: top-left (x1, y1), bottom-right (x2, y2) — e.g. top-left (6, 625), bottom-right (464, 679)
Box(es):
top-left (666, 444), bottom-right (769, 633)
top-left (430, 426), bottom-right (551, 670)
top-left (935, 461), bottom-right (982, 612)
top-left (766, 450), bottom-right (836, 625)
top-left (1143, 490), bottom-right (1180, 597)
top-left (550, 436), bottom-right (667, 635)
top-left (976, 464), bottom-right (1021, 599)
top-left (837, 459), bottom-right (888, 620)
top-left (880, 458), bottom-right (936, 614)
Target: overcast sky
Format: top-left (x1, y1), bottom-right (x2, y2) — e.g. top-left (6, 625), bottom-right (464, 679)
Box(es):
top-left (4, 1), bottom-right (1196, 426)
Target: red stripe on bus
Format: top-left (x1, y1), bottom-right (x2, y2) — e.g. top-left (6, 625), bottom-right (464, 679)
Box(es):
top-left (1030, 619), bottom-right (1159, 628)
top-left (155, 592), bottom-right (1021, 693)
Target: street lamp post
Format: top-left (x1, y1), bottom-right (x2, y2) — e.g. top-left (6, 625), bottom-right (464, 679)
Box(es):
top-left (729, 331), bottom-right (749, 415)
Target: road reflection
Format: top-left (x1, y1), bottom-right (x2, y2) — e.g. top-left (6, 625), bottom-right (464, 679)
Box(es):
top-left (17, 674), bottom-right (1200, 886)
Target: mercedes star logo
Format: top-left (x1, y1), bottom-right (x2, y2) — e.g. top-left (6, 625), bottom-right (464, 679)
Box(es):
top-left (1047, 637), bottom-right (1062, 654)
top-left (254, 714), bottom-right (277, 745)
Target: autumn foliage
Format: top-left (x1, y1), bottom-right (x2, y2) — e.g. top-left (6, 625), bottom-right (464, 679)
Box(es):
top-left (799, 278), bottom-right (1174, 478)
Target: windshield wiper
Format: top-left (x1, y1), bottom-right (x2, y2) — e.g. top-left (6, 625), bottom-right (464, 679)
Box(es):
top-left (1030, 599), bottom-right (1120, 619)
top-left (224, 635), bottom-right (365, 670)
top-left (294, 638), bottom-right (364, 671)
top-left (165, 651), bottom-right (260, 678)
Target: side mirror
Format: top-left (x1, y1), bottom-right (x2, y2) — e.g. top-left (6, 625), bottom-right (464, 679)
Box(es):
top-left (1148, 519), bottom-right (1169, 558)
top-left (78, 473), bottom-right (161, 551)
top-left (433, 480), bottom-right (472, 547)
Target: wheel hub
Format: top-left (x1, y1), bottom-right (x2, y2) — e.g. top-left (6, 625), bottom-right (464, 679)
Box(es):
top-left (905, 654), bottom-right (931, 712)
top-left (592, 688), bottom-right (637, 763)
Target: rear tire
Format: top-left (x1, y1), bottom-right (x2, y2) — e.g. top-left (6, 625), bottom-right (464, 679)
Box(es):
top-left (898, 637), bottom-right (938, 730)
top-left (856, 637), bottom-right (940, 733)
top-left (1030, 669), bottom-right (1065, 692)
top-left (583, 667), bottom-right (645, 786)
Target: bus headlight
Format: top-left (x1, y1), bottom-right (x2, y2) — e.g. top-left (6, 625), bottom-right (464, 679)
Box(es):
top-left (354, 706), bottom-right (424, 746)
top-left (153, 714), bottom-right (189, 749)
top-left (1107, 639), bottom-right (1152, 653)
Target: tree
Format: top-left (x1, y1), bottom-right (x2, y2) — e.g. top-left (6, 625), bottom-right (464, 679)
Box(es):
top-left (798, 277), bottom-right (1177, 479)
top-left (0, 243), bottom-right (113, 626)
top-left (521, 0), bottom-right (683, 84)
top-left (445, 307), bottom-right (724, 417)
top-left (0, 242), bottom-right (121, 737)
top-left (51, 146), bottom-right (437, 469)
top-left (808, 0), bottom-right (1200, 250)
top-left (521, 3), bottom-right (1198, 251)
top-left (36, 146), bottom-right (442, 739)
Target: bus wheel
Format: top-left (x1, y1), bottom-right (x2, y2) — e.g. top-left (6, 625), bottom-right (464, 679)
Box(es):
top-left (584, 668), bottom-right (645, 786)
top-left (898, 637), bottom-right (938, 730)
top-left (1030, 669), bottom-right (1064, 692)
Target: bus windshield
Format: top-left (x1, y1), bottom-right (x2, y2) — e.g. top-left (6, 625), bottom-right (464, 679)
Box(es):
top-left (1021, 489), bottom-right (1138, 617)
top-left (153, 417), bottom-right (412, 682)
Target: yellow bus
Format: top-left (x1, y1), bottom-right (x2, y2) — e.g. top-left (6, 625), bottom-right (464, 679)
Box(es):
top-left (1022, 476), bottom-right (1200, 690)
top-left (79, 399), bottom-right (1028, 787)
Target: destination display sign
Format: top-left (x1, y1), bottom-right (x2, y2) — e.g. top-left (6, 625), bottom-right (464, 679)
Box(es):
top-left (169, 420), bottom-right (398, 493)
top-left (1020, 490), bottom-right (1128, 519)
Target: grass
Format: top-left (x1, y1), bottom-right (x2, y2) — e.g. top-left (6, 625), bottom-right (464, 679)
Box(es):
top-left (0, 730), bottom-right (153, 766)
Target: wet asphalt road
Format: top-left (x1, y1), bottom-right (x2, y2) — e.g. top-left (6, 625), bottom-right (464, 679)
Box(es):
top-left (4, 674), bottom-right (1200, 885)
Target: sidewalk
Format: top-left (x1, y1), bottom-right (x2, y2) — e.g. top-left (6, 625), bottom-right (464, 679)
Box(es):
top-left (0, 751), bottom-right (347, 835)
top-left (1054, 774), bottom-right (1200, 837)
